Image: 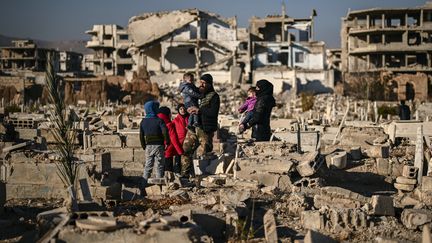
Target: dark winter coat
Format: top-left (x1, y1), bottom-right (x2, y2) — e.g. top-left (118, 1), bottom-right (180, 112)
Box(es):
top-left (179, 81), bottom-right (201, 108)
top-left (139, 101), bottom-right (169, 148)
top-left (198, 88), bottom-right (220, 133)
top-left (246, 79), bottom-right (276, 141)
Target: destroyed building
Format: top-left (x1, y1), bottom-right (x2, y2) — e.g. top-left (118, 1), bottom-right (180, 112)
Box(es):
top-left (59, 51), bottom-right (83, 73)
top-left (0, 40), bottom-right (59, 72)
top-left (341, 2), bottom-right (432, 101)
top-left (81, 54), bottom-right (95, 73)
top-left (127, 9), bottom-right (243, 84)
top-left (249, 9), bottom-right (334, 94)
top-left (86, 25), bottom-right (133, 76)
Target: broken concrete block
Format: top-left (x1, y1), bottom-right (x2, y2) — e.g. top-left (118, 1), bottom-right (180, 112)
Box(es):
top-left (296, 151), bottom-right (321, 177)
top-left (263, 209), bottom-right (278, 243)
top-left (371, 195), bottom-right (395, 216)
top-left (92, 134), bottom-right (122, 148)
top-left (145, 185), bottom-right (162, 197)
top-left (294, 178), bottom-right (323, 189)
top-left (225, 178), bottom-right (259, 190)
top-left (396, 176), bottom-right (417, 185)
top-left (126, 133), bottom-right (141, 148)
top-left (394, 183), bottom-right (415, 192)
top-left (303, 230), bottom-right (337, 243)
top-left (220, 188), bottom-right (250, 208)
top-left (376, 158), bottom-right (391, 176)
top-left (205, 157), bottom-right (225, 175)
top-left (366, 145), bottom-right (390, 158)
top-left (326, 151), bottom-right (347, 169)
top-left (401, 209), bottom-right (432, 230)
top-left (91, 183), bottom-right (122, 200)
top-left (422, 176), bottom-right (432, 191)
top-left (237, 157), bottom-right (294, 174)
top-left (301, 210), bottom-right (324, 230)
top-left (109, 148), bottom-right (134, 162)
top-left (403, 165), bottom-right (419, 179)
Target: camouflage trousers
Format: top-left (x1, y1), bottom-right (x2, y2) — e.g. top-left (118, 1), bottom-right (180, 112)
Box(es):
top-left (181, 127), bottom-right (214, 177)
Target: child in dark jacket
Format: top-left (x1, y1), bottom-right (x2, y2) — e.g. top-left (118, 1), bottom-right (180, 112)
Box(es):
top-left (238, 87), bottom-right (257, 133)
top-left (179, 72), bottom-right (201, 129)
top-left (139, 100), bottom-right (170, 184)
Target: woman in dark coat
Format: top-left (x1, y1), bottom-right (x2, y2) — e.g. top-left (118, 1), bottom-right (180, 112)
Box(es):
top-left (242, 79), bottom-right (276, 141)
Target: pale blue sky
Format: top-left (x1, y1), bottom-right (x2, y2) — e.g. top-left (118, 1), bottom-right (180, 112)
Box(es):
top-left (0, 0), bottom-right (428, 48)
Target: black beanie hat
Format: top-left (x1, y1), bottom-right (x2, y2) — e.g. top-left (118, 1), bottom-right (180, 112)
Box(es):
top-left (158, 106), bottom-right (171, 117)
top-left (200, 74), bottom-right (213, 84)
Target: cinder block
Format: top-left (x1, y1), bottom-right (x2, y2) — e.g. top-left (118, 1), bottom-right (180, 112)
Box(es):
top-left (402, 166), bottom-right (419, 179)
top-left (126, 133), bottom-right (141, 148)
top-left (133, 149), bottom-right (146, 163)
top-left (367, 145), bottom-right (390, 158)
top-left (16, 128), bottom-right (40, 140)
top-left (326, 151), bottom-right (347, 169)
top-left (92, 134), bottom-right (122, 148)
top-left (109, 148), bottom-right (134, 162)
top-left (376, 158), bottom-right (390, 176)
top-left (422, 176), bottom-right (432, 191)
top-left (371, 195), bottom-right (395, 216)
top-left (301, 211), bottom-right (324, 230)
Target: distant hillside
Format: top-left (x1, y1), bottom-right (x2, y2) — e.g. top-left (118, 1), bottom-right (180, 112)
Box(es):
top-left (0, 34), bottom-right (92, 54)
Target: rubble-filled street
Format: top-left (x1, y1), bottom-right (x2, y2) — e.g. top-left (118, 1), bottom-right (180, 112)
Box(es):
top-left (2, 1), bottom-right (432, 242)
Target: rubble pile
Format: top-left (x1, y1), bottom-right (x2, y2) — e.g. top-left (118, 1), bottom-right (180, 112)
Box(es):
top-left (0, 93), bottom-right (432, 242)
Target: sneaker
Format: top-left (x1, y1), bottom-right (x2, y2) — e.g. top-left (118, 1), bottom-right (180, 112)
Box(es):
top-left (238, 125), bottom-right (245, 134)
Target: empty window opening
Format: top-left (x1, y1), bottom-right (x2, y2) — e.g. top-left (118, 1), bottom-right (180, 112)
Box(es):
top-left (407, 15), bottom-right (420, 27)
top-left (408, 32), bottom-right (421, 45)
top-left (370, 34), bottom-right (382, 44)
top-left (370, 16), bottom-right (382, 28)
top-left (370, 54), bottom-right (383, 68)
top-left (386, 54), bottom-right (403, 68)
top-left (385, 33), bottom-right (403, 44)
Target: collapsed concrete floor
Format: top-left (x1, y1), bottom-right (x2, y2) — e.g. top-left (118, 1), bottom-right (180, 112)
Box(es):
top-left (1, 85), bottom-right (432, 242)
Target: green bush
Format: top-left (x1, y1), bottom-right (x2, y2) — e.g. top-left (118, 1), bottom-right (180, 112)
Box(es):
top-left (378, 105), bottom-right (398, 117)
top-left (5, 104), bottom-right (21, 113)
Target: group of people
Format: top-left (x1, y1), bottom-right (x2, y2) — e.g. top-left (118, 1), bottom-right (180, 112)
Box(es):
top-left (139, 72), bottom-right (276, 185)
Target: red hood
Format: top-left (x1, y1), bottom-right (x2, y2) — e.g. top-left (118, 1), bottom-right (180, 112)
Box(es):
top-left (157, 113), bottom-right (172, 124)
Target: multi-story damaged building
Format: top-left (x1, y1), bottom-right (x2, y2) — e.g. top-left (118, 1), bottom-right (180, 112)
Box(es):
top-left (127, 9), bottom-right (243, 83)
top-left (341, 2), bottom-right (432, 101)
top-left (0, 40), bottom-right (59, 72)
top-left (86, 25), bottom-right (133, 76)
top-left (249, 9), bottom-right (333, 94)
top-left (59, 51), bottom-right (83, 72)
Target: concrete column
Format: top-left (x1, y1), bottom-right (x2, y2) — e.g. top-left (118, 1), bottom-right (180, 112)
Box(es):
top-left (367, 15), bottom-right (370, 29)
top-left (382, 14), bottom-right (385, 28)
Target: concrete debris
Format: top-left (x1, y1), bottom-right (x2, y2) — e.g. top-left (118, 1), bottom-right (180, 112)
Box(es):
top-left (3, 4), bottom-right (432, 243)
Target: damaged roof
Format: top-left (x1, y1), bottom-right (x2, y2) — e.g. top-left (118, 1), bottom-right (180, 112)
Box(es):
top-left (128, 9), bottom-right (236, 48)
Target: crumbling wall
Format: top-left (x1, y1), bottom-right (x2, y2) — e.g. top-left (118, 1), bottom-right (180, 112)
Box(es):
top-left (392, 73), bottom-right (428, 101)
top-left (64, 77), bottom-right (108, 105)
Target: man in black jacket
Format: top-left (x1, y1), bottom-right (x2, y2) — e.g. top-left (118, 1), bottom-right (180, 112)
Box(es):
top-left (241, 79), bottom-right (276, 141)
top-left (181, 74), bottom-right (220, 177)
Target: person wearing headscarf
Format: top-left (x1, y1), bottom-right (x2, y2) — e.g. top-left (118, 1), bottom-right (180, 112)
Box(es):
top-left (240, 79), bottom-right (276, 141)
